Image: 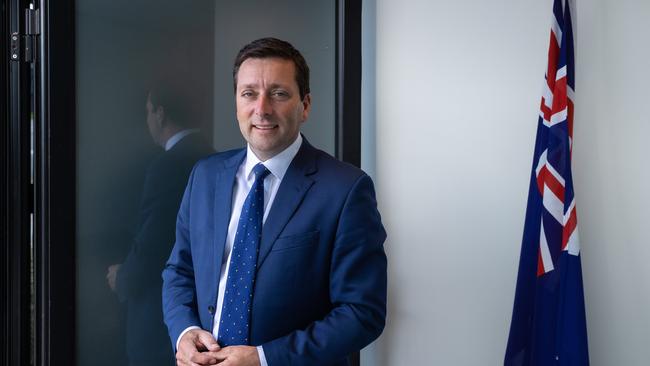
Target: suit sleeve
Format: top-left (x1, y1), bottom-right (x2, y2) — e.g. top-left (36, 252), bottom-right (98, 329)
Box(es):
top-left (115, 158), bottom-right (184, 301)
top-left (161, 165), bottom-right (202, 351)
top-left (262, 174), bottom-right (388, 366)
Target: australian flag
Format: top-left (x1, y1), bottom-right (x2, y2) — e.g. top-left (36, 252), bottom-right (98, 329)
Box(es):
top-left (505, 0), bottom-right (589, 365)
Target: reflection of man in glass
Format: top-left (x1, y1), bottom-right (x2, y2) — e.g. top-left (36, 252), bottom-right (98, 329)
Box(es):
top-left (107, 85), bottom-right (214, 366)
top-left (163, 38), bottom-right (387, 366)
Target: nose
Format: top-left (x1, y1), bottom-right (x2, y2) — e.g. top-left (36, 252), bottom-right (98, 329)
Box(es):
top-left (255, 94), bottom-right (272, 117)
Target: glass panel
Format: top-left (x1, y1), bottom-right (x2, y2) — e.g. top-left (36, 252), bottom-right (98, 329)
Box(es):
top-left (75, 1), bottom-right (335, 365)
top-left (75, 2), bottom-right (216, 365)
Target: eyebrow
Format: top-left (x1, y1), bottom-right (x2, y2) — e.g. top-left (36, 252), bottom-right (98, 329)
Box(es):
top-left (239, 83), bottom-right (289, 90)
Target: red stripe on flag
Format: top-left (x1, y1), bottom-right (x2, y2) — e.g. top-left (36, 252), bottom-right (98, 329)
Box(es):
top-left (537, 249), bottom-right (545, 277)
top-left (546, 33), bottom-right (560, 91)
top-left (562, 206), bottom-right (578, 250)
top-left (536, 166), bottom-right (546, 194)
top-left (567, 98), bottom-right (575, 141)
top-left (536, 165), bottom-right (565, 201)
top-left (551, 77), bottom-right (567, 117)
top-left (543, 169), bottom-right (565, 201)
top-left (540, 99), bottom-right (552, 122)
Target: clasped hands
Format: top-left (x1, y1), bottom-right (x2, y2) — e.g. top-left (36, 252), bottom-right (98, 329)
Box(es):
top-left (176, 329), bottom-right (260, 366)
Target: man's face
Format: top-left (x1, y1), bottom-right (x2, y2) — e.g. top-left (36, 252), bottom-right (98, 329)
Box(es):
top-left (235, 57), bottom-right (311, 161)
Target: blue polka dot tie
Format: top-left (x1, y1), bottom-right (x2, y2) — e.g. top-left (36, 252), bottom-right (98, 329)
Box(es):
top-left (218, 163), bottom-right (270, 346)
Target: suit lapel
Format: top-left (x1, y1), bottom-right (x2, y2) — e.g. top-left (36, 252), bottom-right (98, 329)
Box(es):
top-left (257, 141), bottom-right (317, 269)
top-left (211, 150), bottom-right (246, 290)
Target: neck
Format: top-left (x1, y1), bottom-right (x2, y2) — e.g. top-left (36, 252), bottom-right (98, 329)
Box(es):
top-left (159, 125), bottom-right (183, 147)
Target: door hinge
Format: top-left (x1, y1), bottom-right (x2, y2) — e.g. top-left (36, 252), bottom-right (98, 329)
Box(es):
top-left (24, 8), bottom-right (40, 63)
top-left (26, 8), bottom-right (40, 36)
top-left (10, 32), bottom-right (20, 61)
top-left (11, 8), bottom-right (40, 63)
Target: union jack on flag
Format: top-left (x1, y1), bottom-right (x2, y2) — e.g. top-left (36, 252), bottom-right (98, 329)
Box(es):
top-left (505, 0), bottom-right (589, 365)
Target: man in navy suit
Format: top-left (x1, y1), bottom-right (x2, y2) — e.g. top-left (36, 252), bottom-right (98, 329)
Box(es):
top-left (162, 38), bottom-right (387, 366)
top-left (107, 85), bottom-right (213, 366)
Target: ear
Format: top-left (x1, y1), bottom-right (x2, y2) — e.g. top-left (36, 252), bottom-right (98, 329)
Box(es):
top-left (301, 94), bottom-right (312, 122)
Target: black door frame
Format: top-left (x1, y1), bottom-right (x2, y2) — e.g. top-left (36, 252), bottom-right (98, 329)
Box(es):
top-left (4, 0), bottom-right (38, 365)
top-left (336, 0), bottom-right (362, 168)
top-left (4, 0), bottom-right (364, 364)
top-left (35, 0), bottom-right (77, 365)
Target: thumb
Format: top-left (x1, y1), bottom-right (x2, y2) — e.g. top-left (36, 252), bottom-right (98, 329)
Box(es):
top-left (197, 331), bottom-right (220, 351)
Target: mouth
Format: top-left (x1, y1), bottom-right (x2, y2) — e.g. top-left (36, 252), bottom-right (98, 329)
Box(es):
top-left (253, 124), bottom-right (278, 131)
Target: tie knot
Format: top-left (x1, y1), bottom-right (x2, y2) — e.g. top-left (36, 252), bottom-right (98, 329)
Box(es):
top-left (252, 163), bottom-right (270, 181)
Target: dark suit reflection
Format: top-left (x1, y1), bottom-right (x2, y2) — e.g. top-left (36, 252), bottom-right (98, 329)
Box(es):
top-left (113, 132), bottom-right (213, 366)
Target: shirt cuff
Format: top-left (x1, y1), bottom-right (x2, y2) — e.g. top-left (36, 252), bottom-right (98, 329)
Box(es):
top-left (257, 345), bottom-right (268, 366)
top-left (176, 326), bottom-right (201, 351)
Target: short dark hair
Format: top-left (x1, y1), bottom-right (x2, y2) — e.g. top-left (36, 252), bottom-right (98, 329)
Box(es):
top-left (148, 80), bottom-right (196, 128)
top-left (233, 37), bottom-right (310, 100)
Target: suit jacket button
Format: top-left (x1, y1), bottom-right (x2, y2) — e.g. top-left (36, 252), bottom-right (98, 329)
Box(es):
top-left (208, 305), bottom-right (215, 314)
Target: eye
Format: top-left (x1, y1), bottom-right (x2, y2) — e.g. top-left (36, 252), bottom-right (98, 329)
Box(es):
top-left (240, 90), bottom-right (255, 98)
top-left (271, 90), bottom-right (289, 99)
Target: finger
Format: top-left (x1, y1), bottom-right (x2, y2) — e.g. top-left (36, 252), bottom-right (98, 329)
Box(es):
top-left (212, 348), bottom-right (230, 362)
top-left (179, 351), bottom-right (213, 366)
top-left (198, 331), bottom-right (218, 345)
top-left (205, 342), bottom-right (220, 352)
top-left (188, 351), bottom-right (218, 365)
top-left (193, 339), bottom-right (213, 352)
top-left (186, 361), bottom-right (207, 366)
top-left (181, 361), bottom-right (205, 366)
top-left (196, 332), bottom-right (220, 351)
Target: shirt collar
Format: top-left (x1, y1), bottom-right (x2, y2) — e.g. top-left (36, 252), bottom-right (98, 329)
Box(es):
top-left (244, 134), bottom-right (303, 181)
top-left (165, 129), bottom-right (200, 151)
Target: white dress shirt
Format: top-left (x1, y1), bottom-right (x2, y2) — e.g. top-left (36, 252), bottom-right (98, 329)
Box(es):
top-left (176, 134), bottom-right (302, 366)
top-left (164, 129), bottom-right (200, 151)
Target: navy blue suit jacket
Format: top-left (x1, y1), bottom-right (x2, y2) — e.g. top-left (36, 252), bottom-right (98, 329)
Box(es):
top-left (162, 138), bottom-right (387, 366)
top-left (116, 133), bottom-right (213, 363)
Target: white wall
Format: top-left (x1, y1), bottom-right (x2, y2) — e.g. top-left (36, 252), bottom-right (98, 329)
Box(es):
top-left (368, 0), bottom-right (650, 365)
top-left (575, 1), bottom-right (650, 364)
